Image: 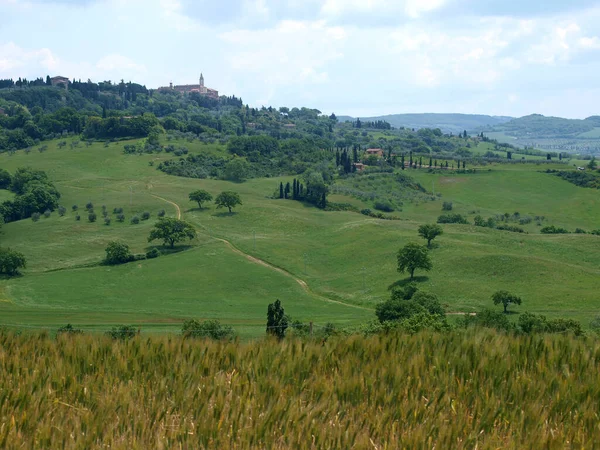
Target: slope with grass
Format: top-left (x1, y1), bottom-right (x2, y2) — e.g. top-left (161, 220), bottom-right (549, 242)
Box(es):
top-left (0, 138), bottom-right (599, 334)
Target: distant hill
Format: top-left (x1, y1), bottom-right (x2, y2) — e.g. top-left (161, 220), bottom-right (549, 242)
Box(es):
top-left (478, 114), bottom-right (600, 154)
top-left (338, 113), bottom-right (513, 134)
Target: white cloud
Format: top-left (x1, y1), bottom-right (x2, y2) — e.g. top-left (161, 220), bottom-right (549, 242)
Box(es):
top-left (0, 42), bottom-right (59, 73)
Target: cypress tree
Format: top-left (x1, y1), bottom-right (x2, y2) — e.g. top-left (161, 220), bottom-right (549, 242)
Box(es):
top-left (284, 182), bottom-right (291, 199)
top-left (336, 150), bottom-right (340, 166)
top-left (419, 157), bottom-right (422, 168)
top-left (463, 161), bottom-right (466, 169)
top-left (429, 157), bottom-right (432, 168)
top-left (409, 151), bottom-right (413, 167)
top-left (279, 182), bottom-right (284, 199)
top-left (401, 154), bottom-right (405, 170)
top-left (353, 147), bottom-right (358, 163)
top-left (292, 179), bottom-right (297, 199)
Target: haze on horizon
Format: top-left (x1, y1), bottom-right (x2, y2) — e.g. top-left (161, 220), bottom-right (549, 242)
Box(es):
top-left (1, 0), bottom-right (599, 119)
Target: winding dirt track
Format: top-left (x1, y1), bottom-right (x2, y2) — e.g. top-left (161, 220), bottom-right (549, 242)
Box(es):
top-left (150, 193), bottom-right (371, 311)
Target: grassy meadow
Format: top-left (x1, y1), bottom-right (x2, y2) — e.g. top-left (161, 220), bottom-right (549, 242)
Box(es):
top-left (1, 138), bottom-right (599, 335)
top-left (2, 330), bottom-right (600, 449)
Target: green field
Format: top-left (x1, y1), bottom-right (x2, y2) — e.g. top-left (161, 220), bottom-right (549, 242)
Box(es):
top-left (1, 139), bottom-right (599, 335)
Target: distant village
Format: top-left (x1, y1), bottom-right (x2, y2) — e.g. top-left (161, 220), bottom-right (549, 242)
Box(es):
top-left (157, 73), bottom-right (219, 99)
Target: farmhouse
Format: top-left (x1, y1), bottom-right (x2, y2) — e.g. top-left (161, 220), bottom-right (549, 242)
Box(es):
top-left (158, 73), bottom-right (219, 99)
top-left (50, 76), bottom-right (70, 90)
top-left (366, 148), bottom-right (384, 157)
top-left (353, 162), bottom-right (365, 172)
top-left (0, 107), bottom-right (6, 116)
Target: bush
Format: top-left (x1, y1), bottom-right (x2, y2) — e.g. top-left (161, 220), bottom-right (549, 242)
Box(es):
top-left (574, 228), bottom-right (587, 234)
top-left (374, 201), bottom-right (394, 212)
top-left (88, 212), bottom-right (97, 223)
top-left (540, 225), bottom-right (569, 234)
top-left (57, 324), bottom-right (83, 335)
top-left (131, 215), bottom-right (140, 224)
top-left (437, 214), bottom-right (468, 224)
top-left (442, 201), bottom-right (453, 211)
top-left (102, 210), bottom-right (109, 218)
top-left (106, 325), bottom-right (137, 340)
top-left (141, 211), bottom-right (151, 220)
top-left (116, 213), bottom-right (125, 222)
top-left (182, 319), bottom-right (235, 340)
top-left (75, 214), bottom-right (81, 221)
top-left (157, 209), bottom-right (166, 217)
top-left (85, 202), bottom-right (93, 211)
top-left (360, 208), bottom-right (372, 216)
top-left (104, 217), bottom-right (111, 226)
top-left (104, 241), bottom-right (134, 265)
top-left (58, 206), bottom-right (66, 216)
top-left (495, 224), bottom-right (525, 233)
top-left (72, 205), bottom-right (78, 211)
top-left (591, 229), bottom-right (600, 236)
top-left (113, 207), bottom-right (123, 214)
top-left (43, 209), bottom-right (51, 218)
top-left (146, 248), bottom-right (161, 259)
top-left (31, 212), bottom-right (41, 222)
top-left (461, 309), bottom-right (514, 332)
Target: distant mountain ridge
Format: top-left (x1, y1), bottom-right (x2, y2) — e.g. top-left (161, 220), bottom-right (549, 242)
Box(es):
top-left (338, 113), bottom-right (513, 134)
top-left (477, 114), bottom-right (600, 154)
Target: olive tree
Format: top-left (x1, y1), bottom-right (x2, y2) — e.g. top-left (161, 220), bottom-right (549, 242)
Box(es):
top-left (0, 247), bottom-right (26, 276)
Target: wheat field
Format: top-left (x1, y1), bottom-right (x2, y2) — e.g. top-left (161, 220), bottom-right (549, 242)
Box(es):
top-left (1, 330), bottom-right (599, 449)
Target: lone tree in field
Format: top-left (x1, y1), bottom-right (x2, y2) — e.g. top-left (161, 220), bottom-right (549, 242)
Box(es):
top-left (215, 191), bottom-right (242, 213)
top-left (189, 190), bottom-right (213, 209)
top-left (418, 224), bottom-right (443, 248)
top-left (148, 217), bottom-right (197, 248)
top-left (397, 243), bottom-right (432, 280)
top-left (492, 290), bottom-right (522, 314)
top-left (267, 299), bottom-right (289, 340)
top-left (0, 247), bottom-right (26, 276)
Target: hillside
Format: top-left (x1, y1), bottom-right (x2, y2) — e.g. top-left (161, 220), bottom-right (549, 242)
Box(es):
top-left (480, 114), bottom-right (600, 154)
top-left (338, 113), bottom-right (513, 134)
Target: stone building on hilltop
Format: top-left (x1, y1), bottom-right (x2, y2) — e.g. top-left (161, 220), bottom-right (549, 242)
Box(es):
top-left (158, 73), bottom-right (218, 99)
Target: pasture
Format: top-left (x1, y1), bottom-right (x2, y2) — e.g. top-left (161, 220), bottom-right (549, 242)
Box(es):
top-left (1, 138), bottom-right (599, 335)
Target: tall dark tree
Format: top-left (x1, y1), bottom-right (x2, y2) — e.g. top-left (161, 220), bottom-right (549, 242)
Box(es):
top-left (401, 154), bottom-right (405, 170)
top-left (279, 182), bottom-right (284, 199)
top-left (409, 151), bottom-right (413, 167)
top-left (267, 299), bottom-right (288, 339)
top-left (284, 182), bottom-right (291, 199)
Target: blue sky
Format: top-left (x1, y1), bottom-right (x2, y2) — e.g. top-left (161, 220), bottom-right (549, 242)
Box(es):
top-left (1, 0), bottom-right (600, 118)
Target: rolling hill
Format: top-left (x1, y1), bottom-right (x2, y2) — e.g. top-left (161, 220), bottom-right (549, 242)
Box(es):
top-left (338, 113), bottom-right (513, 134)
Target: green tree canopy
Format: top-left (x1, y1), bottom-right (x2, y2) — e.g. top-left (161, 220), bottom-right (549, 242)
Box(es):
top-left (492, 290), bottom-right (522, 314)
top-left (222, 158), bottom-right (250, 182)
top-left (215, 191), bottom-right (242, 213)
top-left (148, 217), bottom-right (197, 248)
top-left (418, 224), bottom-right (443, 248)
top-left (0, 247), bottom-right (26, 276)
top-left (188, 189), bottom-right (213, 209)
top-left (104, 241), bottom-right (133, 265)
top-left (397, 243), bottom-right (432, 280)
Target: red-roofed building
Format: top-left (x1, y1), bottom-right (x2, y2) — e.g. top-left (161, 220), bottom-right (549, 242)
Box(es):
top-left (366, 148), bottom-right (384, 157)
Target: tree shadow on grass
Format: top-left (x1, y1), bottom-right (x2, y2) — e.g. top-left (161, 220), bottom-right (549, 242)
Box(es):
top-left (0, 273), bottom-right (24, 280)
top-left (185, 207), bottom-right (211, 213)
top-left (387, 276), bottom-right (430, 290)
top-left (143, 245), bottom-right (194, 255)
top-left (213, 211), bottom-right (239, 218)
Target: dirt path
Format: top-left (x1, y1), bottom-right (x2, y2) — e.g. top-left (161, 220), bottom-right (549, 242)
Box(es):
top-left (150, 194), bottom-right (371, 311)
top-left (150, 194), bottom-right (181, 219)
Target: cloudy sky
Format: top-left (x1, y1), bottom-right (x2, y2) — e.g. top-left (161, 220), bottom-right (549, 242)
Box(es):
top-left (1, 0), bottom-right (599, 118)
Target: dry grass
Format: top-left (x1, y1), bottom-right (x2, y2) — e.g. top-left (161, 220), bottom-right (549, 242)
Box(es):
top-left (1, 330), bottom-right (600, 449)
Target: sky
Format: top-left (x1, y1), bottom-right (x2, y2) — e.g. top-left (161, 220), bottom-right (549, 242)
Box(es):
top-left (1, 0), bottom-right (600, 118)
